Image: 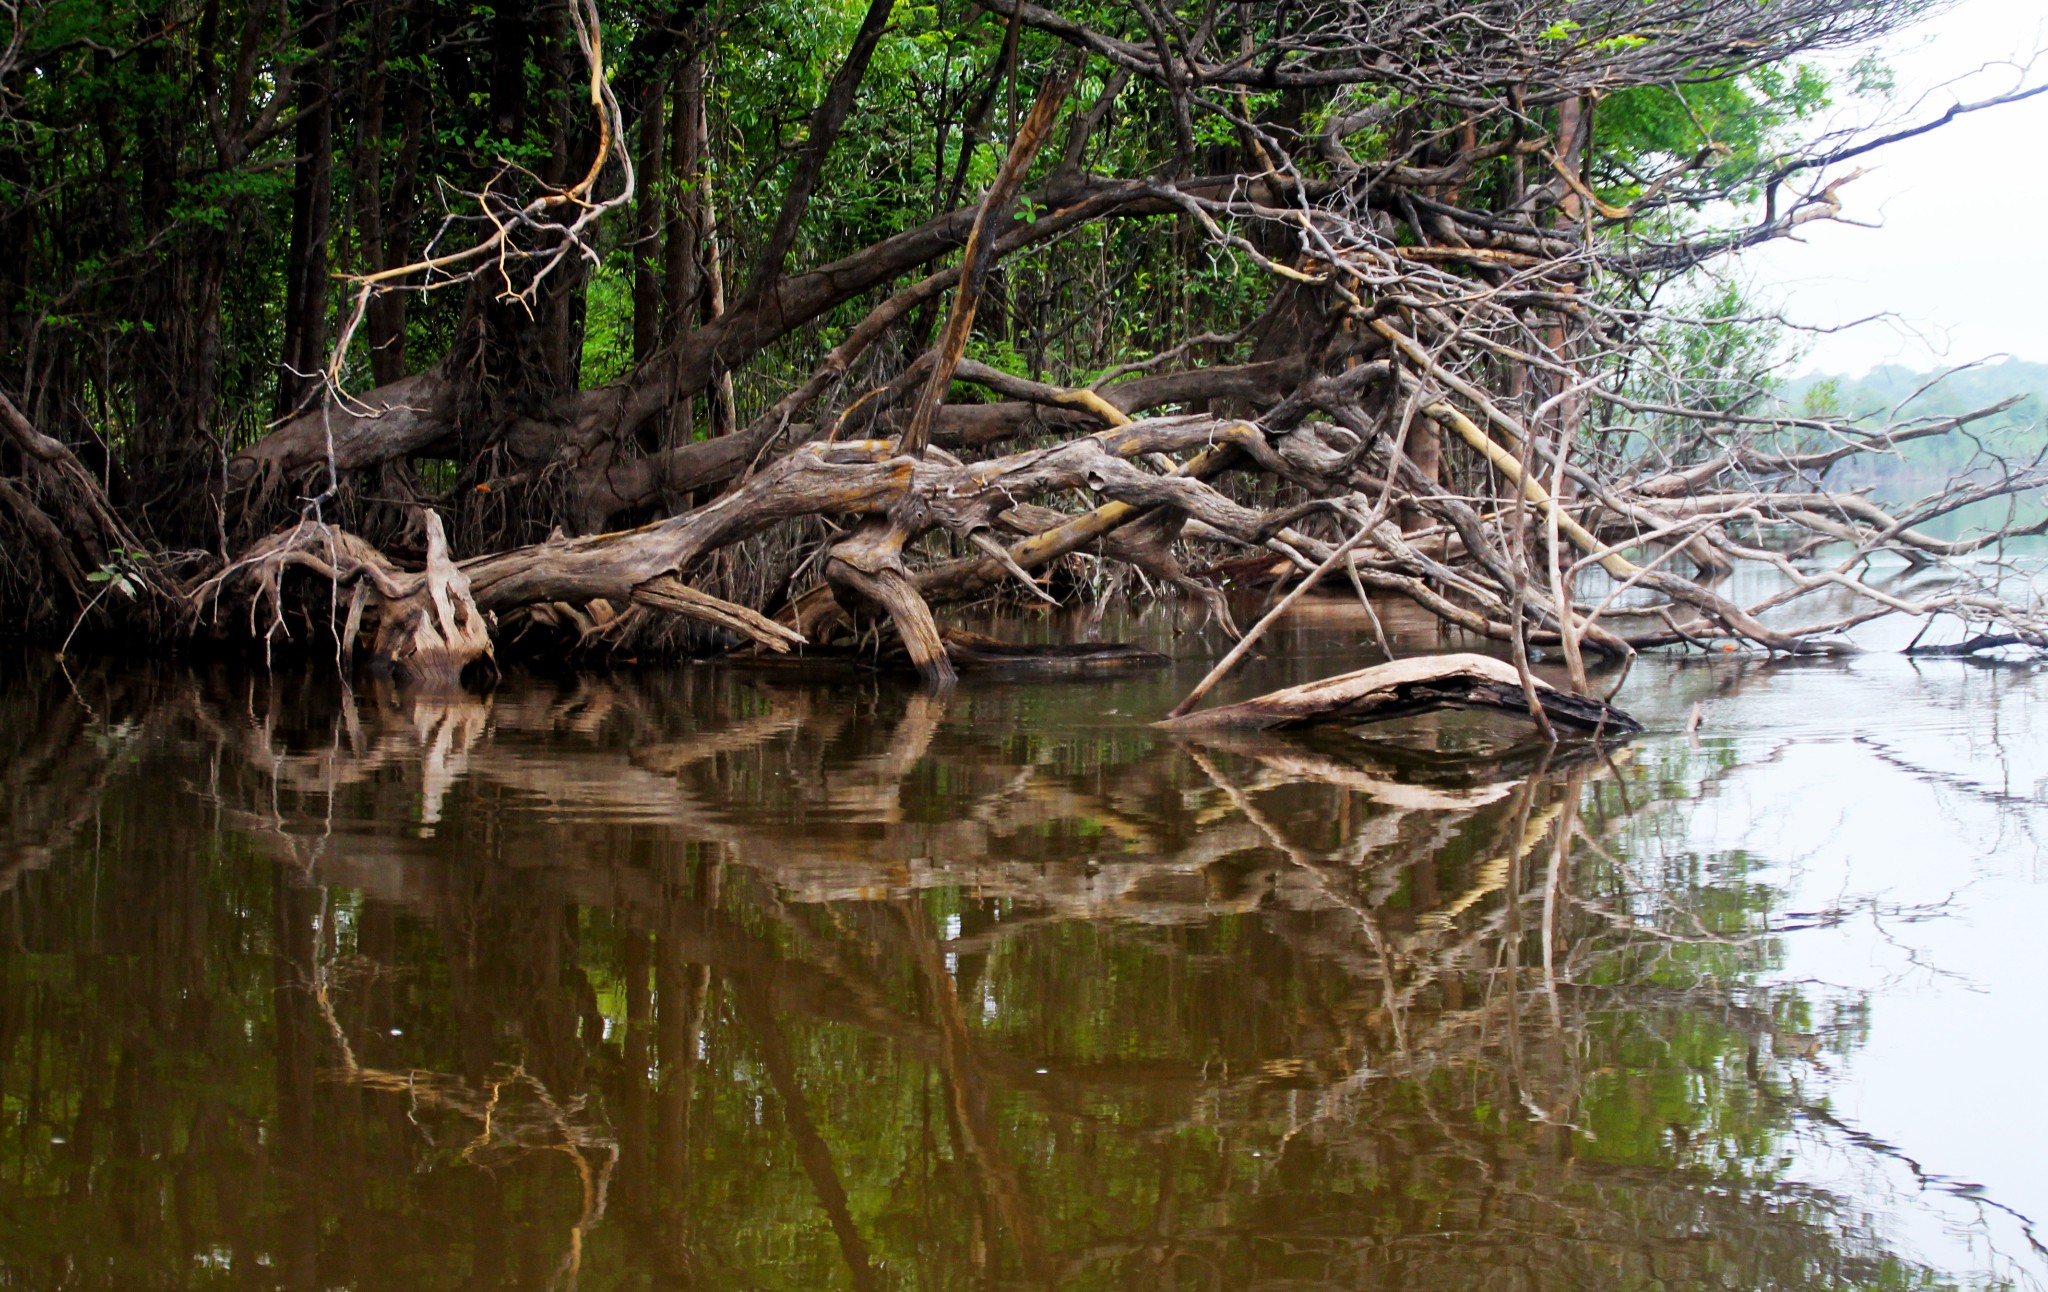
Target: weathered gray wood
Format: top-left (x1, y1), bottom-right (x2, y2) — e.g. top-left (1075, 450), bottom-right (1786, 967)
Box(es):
top-left (630, 575), bottom-right (804, 652)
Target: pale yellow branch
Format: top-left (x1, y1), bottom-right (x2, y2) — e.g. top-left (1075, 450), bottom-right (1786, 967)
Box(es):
top-left (1422, 401), bottom-right (1639, 581)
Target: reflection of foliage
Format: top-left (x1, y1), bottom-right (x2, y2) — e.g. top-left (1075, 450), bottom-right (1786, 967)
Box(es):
top-left (0, 660), bottom-right (1993, 1290)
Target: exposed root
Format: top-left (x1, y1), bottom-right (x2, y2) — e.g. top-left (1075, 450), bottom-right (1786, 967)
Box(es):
top-left (0, 391), bottom-right (169, 640)
top-left (371, 512), bottom-right (495, 689)
top-left (11, 3), bottom-right (2048, 692)
top-left (167, 396), bottom-right (2048, 698)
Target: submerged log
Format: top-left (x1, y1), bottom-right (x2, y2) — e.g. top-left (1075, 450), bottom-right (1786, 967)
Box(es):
top-left (937, 629), bottom-right (1168, 673)
top-left (730, 630), bottom-right (1168, 677)
top-left (1155, 653), bottom-right (1641, 737)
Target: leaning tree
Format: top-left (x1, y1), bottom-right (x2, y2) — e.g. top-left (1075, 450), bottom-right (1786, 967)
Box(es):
top-left (1, 0), bottom-right (2043, 695)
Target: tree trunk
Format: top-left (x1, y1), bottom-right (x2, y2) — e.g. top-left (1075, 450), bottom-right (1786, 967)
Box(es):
top-left (633, 78), bottom-right (666, 364)
top-left (367, 6), bottom-right (426, 387)
top-left (277, 0), bottom-right (338, 418)
top-left (696, 77), bottom-right (736, 439)
top-left (661, 52), bottom-right (704, 441)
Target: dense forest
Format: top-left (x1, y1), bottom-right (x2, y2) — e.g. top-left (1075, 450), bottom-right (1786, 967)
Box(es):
top-left (1, 0), bottom-right (2043, 694)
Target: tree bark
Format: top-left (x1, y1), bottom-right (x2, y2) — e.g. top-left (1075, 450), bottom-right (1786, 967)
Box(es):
top-left (277, 0), bottom-right (339, 418)
top-left (632, 77), bottom-right (667, 364)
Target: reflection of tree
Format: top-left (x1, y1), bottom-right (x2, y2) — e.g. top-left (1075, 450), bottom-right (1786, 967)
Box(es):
top-left (0, 658), bottom-right (154, 895)
top-left (0, 661), bottom-right (2026, 1290)
top-left (316, 1042), bottom-right (621, 1290)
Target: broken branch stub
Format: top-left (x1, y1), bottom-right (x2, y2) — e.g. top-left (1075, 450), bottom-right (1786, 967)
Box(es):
top-left (1155, 653), bottom-right (1642, 738)
top-left (371, 512), bottom-right (495, 689)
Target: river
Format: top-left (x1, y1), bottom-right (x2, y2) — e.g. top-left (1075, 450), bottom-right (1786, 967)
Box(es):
top-left (0, 587), bottom-right (2042, 1289)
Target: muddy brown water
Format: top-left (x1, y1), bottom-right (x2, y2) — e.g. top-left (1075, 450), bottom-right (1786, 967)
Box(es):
top-left (1, 591), bottom-right (2043, 1290)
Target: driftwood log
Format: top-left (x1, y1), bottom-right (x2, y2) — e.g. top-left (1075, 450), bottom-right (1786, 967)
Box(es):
top-left (1156, 654), bottom-right (1641, 737)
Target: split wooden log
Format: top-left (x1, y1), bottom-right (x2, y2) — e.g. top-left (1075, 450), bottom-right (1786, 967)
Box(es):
top-left (1155, 653), bottom-right (1642, 737)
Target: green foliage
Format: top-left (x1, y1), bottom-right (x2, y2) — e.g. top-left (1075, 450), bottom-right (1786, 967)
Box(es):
top-left (1800, 375), bottom-right (1844, 420)
top-left (83, 548), bottom-right (148, 601)
top-left (579, 257), bottom-right (635, 386)
top-left (1603, 278), bottom-right (1788, 452)
top-left (0, 0), bottom-right (1965, 558)
top-left (1596, 63), bottom-right (1837, 204)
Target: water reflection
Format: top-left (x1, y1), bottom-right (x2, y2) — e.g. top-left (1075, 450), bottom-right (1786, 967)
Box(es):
top-left (0, 651), bottom-right (2037, 1289)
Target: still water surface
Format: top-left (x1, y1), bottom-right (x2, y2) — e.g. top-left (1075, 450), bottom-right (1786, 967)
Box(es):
top-left (1, 601), bottom-right (2043, 1290)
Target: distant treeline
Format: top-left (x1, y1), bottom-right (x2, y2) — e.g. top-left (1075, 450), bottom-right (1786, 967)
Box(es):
top-left (1778, 359), bottom-right (2048, 489)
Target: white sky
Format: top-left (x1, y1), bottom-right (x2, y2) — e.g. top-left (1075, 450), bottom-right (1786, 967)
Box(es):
top-left (1739, 0), bottom-right (2048, 374)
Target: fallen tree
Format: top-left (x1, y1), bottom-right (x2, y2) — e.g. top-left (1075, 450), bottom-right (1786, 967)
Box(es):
top-left (1155, 653), bottom-right (1641, 737)
top-left (3, 0), bottom-right (2045, 710)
